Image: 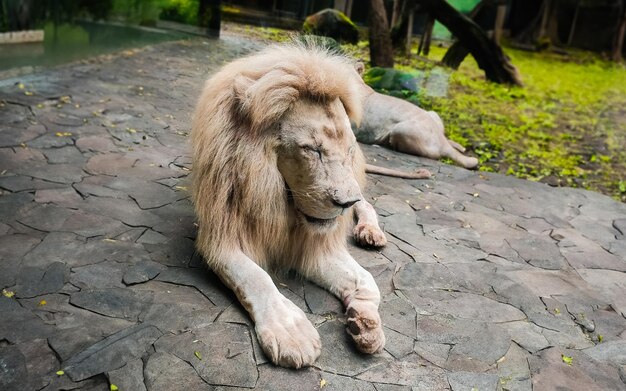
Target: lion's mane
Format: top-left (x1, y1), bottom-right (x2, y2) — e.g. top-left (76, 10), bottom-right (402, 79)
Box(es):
top-left (191, 44), bottom-right (366, 274)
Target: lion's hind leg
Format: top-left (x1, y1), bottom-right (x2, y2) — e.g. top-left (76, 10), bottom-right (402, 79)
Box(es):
top-left (210, 248), bottom-right (321, 368)
top-left (442, 143), bottom-right (479, 169)
top-left (448, 139), bottom-right (466, 153)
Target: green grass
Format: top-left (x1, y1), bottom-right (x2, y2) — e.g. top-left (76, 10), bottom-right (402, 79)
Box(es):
top-left (351, 41), bottom-right (626, 201)
top-left (226, 22), bottom-right (626, 202)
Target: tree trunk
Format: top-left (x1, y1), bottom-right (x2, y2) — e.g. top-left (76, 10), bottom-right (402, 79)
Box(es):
top-left (198, 0), bottom-right (221, 38)
top-left (612, 1), bottom-right (626, 62)
top-left (391, 0), bottom-right (416, 49)
top-left (418, 0), bottom-right (522, 85)
top-left (369, 0), bottom-right (394, 67)
top-left (442, 0), bottom-right (487, 69)
top-left (391, 0), bottom-right (402, 27)
top-left (417, 16), bottom-right (434, 56)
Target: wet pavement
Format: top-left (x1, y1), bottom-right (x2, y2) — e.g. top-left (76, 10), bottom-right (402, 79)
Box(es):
top-left (1, 36), bottom-right (625, 391)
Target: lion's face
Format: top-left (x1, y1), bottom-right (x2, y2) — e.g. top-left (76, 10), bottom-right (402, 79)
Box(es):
top-left (276, 97), bottom-right (362, 231)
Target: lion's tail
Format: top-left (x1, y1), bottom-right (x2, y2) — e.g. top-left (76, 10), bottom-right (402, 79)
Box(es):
top-left (365, 164), bottom-right (431, 179)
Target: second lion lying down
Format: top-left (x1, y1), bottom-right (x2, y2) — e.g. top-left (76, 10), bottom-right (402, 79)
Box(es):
top-left (192, 43), bottom-right (388, 368)
top-left (354, 82), bottom-right (479, 169)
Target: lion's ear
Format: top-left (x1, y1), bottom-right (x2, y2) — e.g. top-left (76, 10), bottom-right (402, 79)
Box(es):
top-left (354, 62), bottom-right (365, 76)
top-left (234, 70), bottom-right (300, 131)
top-left (233, 74), bottom-right (255, 100)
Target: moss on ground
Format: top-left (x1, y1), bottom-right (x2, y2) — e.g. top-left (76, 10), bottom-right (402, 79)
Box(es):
top-left (224, 23), bottom-right (626, 202)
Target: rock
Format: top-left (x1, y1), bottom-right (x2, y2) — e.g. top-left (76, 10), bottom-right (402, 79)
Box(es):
top-left (423, 67), bottom-right (450, 98)
top-left (413, 341), bottom-right (451, 368)
top-left (70, 288), bottom-right (153, 321)
top-left (14, 261), bottom-right (68, 298)
top-left (315, 320), bottom-right (386, 377)
top-left (448, 371), bottom-right (500, 391)
top-left (107, 358), bottom-right (146, 391)
top-left (384, 326), bottom-right (415, 359)
top-left (63, 323), bottom-right (162, 381)
top-left (123, 260), bottom-right (166, 285)
top-left (42, 146), bottom-right (85, 164)
top-left (496, 343), bottom-right (532, 391)
top-left (577, 269), bottom-right (626, 318)
top-left (154, 322), bottom-right (258, 388)
top-left (529, 347), bottom-right (624, 391)
top-left (225, 364), bottom-right (319, 391)
top-left (303, 281), bottom-right (343, 315)
top-left (76, 136), bottom-right (118, 153)
top-left (315, 371), bottom-right (377, 391)
top-left (500, 321), bottom-right (550, 354)
top-left (71, 261), bottom-right (127, 290)
top-left (583, 340), bottom-right (626, 366)
top-left (48, 326), bottom-right (101, 361)
top-left (303, 9), bottom-right (359, 44)
top-left (363, 67), bottom-right (425, 94)
top-left (0, 234), bottom-right (41, 287)
top-left (356, 354), bottom-right (449, 389)
top-left (144, 352), bottom-right (208, 391)
top-left (0, 345), bottom-right (27, 391)
top-left (379, 293), bottom-right (417, 338)
top-left (155, 265), bottom-right (233, 307)
top-left (34, 187), bottom-right (83, 208)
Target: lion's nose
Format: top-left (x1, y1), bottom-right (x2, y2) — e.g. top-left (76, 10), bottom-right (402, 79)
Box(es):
top-left (331, 195), bottom-right (361, 209)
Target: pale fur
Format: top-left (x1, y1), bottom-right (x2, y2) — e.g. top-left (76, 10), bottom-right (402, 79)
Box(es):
top-left (191, 44), bottom-right (386, 367)
top-left (354, 83), bottom-right (479, 169)
top-left (192, 44), bottom-right (364, 274)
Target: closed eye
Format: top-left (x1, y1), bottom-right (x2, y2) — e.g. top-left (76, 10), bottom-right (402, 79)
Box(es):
top-left (301, 145), bottom-right (323, 161)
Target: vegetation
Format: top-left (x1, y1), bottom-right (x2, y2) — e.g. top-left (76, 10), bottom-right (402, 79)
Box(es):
top-left (411, 44), bottom-right (626, 202)
top-left (226, 23), bottom-right (626, 202)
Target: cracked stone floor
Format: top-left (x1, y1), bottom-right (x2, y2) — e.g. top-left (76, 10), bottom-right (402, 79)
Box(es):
top-left (1, 35), bottom-right (626, 391)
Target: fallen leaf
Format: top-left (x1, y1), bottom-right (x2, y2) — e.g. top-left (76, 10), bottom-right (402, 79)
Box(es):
top-left (55, 132), bottom-right (73, 137)
top-left (473, 193), bottom-right (480, 197)
top-left (110, 384), bottom-right (119, 391)
top-left (56, 370), bottom-right (64, 376)
top-left (553, 308), bottom-right (561, 315)
top-left (194, 351), bottom-right (202, 360)
top-left (24, 91), bottom-right (34, 96)
top-left (2, 289), bottom-right (15, 298)
top-left (320, 378), bottom-right (327, 388)
top-left (38, 300), bottom-right (47, 306)
top-left (18, 83), bottom-right (25, 89)
top-left (561, 354), bottom-right (573, 365)
top-left (598, 334), bottom-right (603, 343)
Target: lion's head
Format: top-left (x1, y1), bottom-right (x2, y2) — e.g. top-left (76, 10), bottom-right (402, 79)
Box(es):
top-left (192, 43), bottom-right (366, 264)
top-left (276, 97), bottom-right (363, 232)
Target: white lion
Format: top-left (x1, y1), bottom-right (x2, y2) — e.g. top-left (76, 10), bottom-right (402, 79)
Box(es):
top-left (191, 44), bottom-right (388, 368)
top-left (354, 77), bottom-right (479, 169)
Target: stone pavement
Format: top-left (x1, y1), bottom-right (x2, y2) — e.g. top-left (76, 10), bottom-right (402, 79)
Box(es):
top-left (1, 36), bottom-right (625, 391)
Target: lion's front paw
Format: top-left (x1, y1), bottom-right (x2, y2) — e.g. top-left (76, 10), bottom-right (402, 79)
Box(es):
top-left (255, 295), bottom-right (321, 368)
top-left (354, 222), bottom-right (387, 248)
top-left (346, 301), bottom-right (385, 354)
